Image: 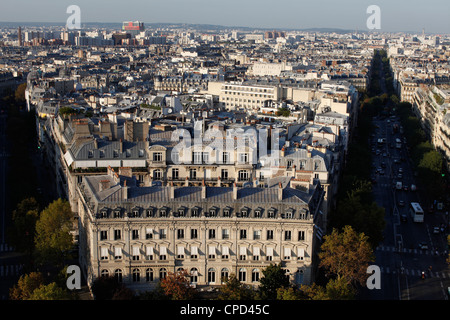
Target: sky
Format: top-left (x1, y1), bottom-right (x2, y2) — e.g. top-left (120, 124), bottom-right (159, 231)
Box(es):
top-left (1, 0), bottom-right (449, 34)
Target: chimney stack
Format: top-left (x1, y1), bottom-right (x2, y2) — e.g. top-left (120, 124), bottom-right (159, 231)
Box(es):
top-left (123, 179), bottom-right (129, 200)
top-left (201, 180), bottom-right (206, 199)
top-left (233, 182), bottom-right (238, 200)
top-left (278, 182), bottom-right (283, 201)
top-left (169, 182), bottom-right (175, 199)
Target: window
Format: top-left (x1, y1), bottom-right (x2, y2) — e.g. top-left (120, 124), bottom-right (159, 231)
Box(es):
top-left (238, 268), bottom-right (246, 282)
top-left (266, 247), bottom-right (274, 261)
top-left (208, 229), bottom-right (216, 239)
top-left (221, 268), bottom-right (229, 283)
top-left (191, 228), bottom-right (198, 239)
top-left (177, 229), bottom-right (184, 239)
top-left (146, 228), bottom-right (153, 239)
top-left (191, 208), bottom-right (200, 217)
top-left (239, 153), bottom-right (249, 163)
top-left (153, 169), bottom-right (163, 180)
top-left (146, 268), bottom-right (154, 282)
top-left (298, 231), bottom-right (305, 241)
top-left (193, 152), bottom-right (202, 164)
top-left (132, 229), bottom-right (139, 240)
top-left (115, 269), bottom-right (123, 283)
top-left (221, 246), bottom-right (229, 259)
top-left (238, 170), bottom-right (249, 181)
top-left (159, 229), bottom-right (167, 239)
top-left (177, 208), bottom-right (185, 217)
top-left (268, 209), bottom-right (276, 218)
top-left (114, 210), bottom-right (122, 218)
top-left (146, 247), bottom-right (154, 260)
top-left (267, 230), bottom-right (274, 240)
top-left (159, 209), bottom-right (168, 217)
top-left (88, 150), bottom-right (93, 158)
top-left (285, 230), bottom-right (292, 241)
top-left (159, 247), bottom-right (167, 260)
top-left (240, 208), bottom-right (249, 217)
top-left (222, 152), bottom-right (229, 163)
top-left (252, 269), bottom-right (260, 282)
top-left (114, 247), bottom-right (122, 260)
top-left (239, 247), bottom-right (247, 261)
top-left (222, 229), bottom-right (229, 239)
top-left (223, 208), bottom-right (231, 217)
top-left (132, 268), bottom-right (140, 282)
top-left (190, 169), bottom-right (197, 180)
top-left (253, 230), bottom-right (261, 240)
top-left (132, 246), bottom-right (140, 261)
top-left (177, 246), bottom-right (185, 259)
top-left (190, 246), bottom-right (198, 259)
top-left (100, 247), bottom-right (108, 260)
top-left (240, 229), bottom-right (247, 239)
top-left (221, 169), bottom-right (228, 180)
top-left (284, 248), bottom-right (292, 260)
top-left (101, 269), bottom-right (109, 277)
top-left (100, 230), bottom-right (108, 241)
top-left (253, 247), bottom-right (260, 261)
top-left (159, 268), bottom-right (167, 280)
top-left (202, 152), bottom-right (209, 164)
top-left (146, 209), bottom-right (154, 217)
top-left (172, 168), bottom-right (179, 180)
top-left (190, 268), bottom-right (198, 283)
top-left (208, 246), bottom-right (216, 259)
top-left (208, 268), bottom-right (216, 283)
top-left (153, 152), bottom-right (163, 162)
top-left (287, 159), bottom-right (293, 168)
top-left (114, 229), bottom-right (121, 240)
top-left (100, 210), bottom-right (108, 218)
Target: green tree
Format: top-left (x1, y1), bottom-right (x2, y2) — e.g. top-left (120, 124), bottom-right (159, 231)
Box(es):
top-left (15, 83), bottom-right (27, 104)
top-left (34, 198), bottom-right (74, 267)
top-left (7, 197), bottom-right (40, 255)
top-left (319, 225), bottom-right (374, 288)
top-left (217, 274), bottom-right (255, 300)
top-left (91, 276), bottom-right (123, 300)
top-left (259, 263), bottom-right (290, 300)
top-left (28, 282), bottom-right (73, 300)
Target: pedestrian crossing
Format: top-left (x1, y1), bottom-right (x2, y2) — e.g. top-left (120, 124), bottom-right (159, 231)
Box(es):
top-left (379, 266), bottom-right (450, 279)
top-left (376, 245), bottom-right (443, 256)
top-left (0, 264), bottom-right (23, 278)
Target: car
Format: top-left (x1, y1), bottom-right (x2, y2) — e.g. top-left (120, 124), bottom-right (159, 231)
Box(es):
top-left (400, 214), bottom-right (407, 222)
top-left (399, 168), bottom-right (403, 173)
top-left (383, 153), bottom-right (387, 157)
top-left (433, 227), bottom-right (440, 234)
top-left (380, 170), bottom-right (385, 175)
top-left (399, 200), bottom-right (405, 206)
top-left (394, 159), bottom-right (400, 164)
top-left (398, 173), bottom-right (403, 179)
top-left (403, 185), bottom-right (408, 191)
top-left (410, 184), bottom-right (416, 191)
top-left (418, 242), bottom-right (429, 250)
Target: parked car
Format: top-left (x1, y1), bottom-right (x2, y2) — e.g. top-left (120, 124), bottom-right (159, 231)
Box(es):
top-left (433, 227), bottom-right (440, 234)
top-left (401, 214), bottom-right (407, 222)
top-left (399, 200), bottom-right (405, 206)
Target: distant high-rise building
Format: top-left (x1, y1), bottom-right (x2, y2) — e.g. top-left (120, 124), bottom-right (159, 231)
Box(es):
top-left (122, 21), bottom-right (145, 37)
top-left (18, 27), bottom-right (22, 46)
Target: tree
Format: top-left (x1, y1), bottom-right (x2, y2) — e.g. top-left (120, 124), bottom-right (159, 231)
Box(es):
top-left (160, 269), bottom-right (196, 300)
top-left (217, 274), bottom-right (254, 300)
top-left (15, 83), bottom-right (27, 104)
top-left (7, 197), bottom-right (39, 255)
top-left (28, 282), bottom-right (73, 300)
top-left (34, 198), bottom-right (74, 267)
top-left (319, 225), bottom-right (374, 288)
top-left (91, 276), bottom-right (124, 300)
top-left (258, 263), bottom-right (290, 300)
top-left (9, 272), bottom-right (45, 300)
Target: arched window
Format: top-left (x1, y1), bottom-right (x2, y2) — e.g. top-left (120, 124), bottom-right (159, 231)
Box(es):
top-left (208, 268), bottom-right (216, 283)
top-left (251, 269), bottom-right (260, 282)
top-left (100, 269), bottom-right (109, 277)
top-left (132, 268), bottom-right (140, 282)
top-left (190, 268), bottom-right (198, 284)
top-left (146, 268), bottom-right (154, 282)
top-left (159, 268), bottom-right (167, 280)
top-left (114, 269), bottom-right (122, 283)
top-left (153, 169), bottom-right (163, 180)
top-left (220, 268), bottom-right (229, 283)
top-left (238, 268), bottom-right (246, 282)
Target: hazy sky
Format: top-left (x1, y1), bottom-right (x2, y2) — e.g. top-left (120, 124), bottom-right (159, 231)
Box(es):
top-left (1, 0), bottom-right (449, 33)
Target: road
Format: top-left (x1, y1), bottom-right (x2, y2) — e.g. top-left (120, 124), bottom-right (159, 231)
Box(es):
top-left (361, 116), bottom-right (450, 300)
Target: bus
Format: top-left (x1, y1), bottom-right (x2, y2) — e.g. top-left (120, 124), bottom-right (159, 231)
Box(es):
top-left (409, 202), bottom-right (424, 223)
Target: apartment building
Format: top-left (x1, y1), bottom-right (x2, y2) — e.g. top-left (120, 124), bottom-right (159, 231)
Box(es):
top-left (76, 167), bottom-right (325, 291)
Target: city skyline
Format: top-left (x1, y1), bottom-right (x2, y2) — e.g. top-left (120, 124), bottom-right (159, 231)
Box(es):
top-left (1, 0), bottom-right (449, 34)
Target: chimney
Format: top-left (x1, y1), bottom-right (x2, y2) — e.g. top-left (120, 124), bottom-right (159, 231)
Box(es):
top-left (278, 182), bottom-right (283, 201)
top-left (253, 177), bottom-right (258, 187)
top-left (233, 182), bottom-right (238, 200)
top-left (217, 176), bottom-right (221, 187)
top-left (93, 138), bottom-right (98, 149)
top-left (201, 180), bottom-right (206, 199)
top-left (281, 146), bottom-right (285, 157)
top-left (119, 139), bottom-right (123, 153)
top-left (123, 179), bottom-right (129, 200)
top-left (185, 177), bottom-right (189, 186)
top-left (169, 182), bottom-right (175, 199)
